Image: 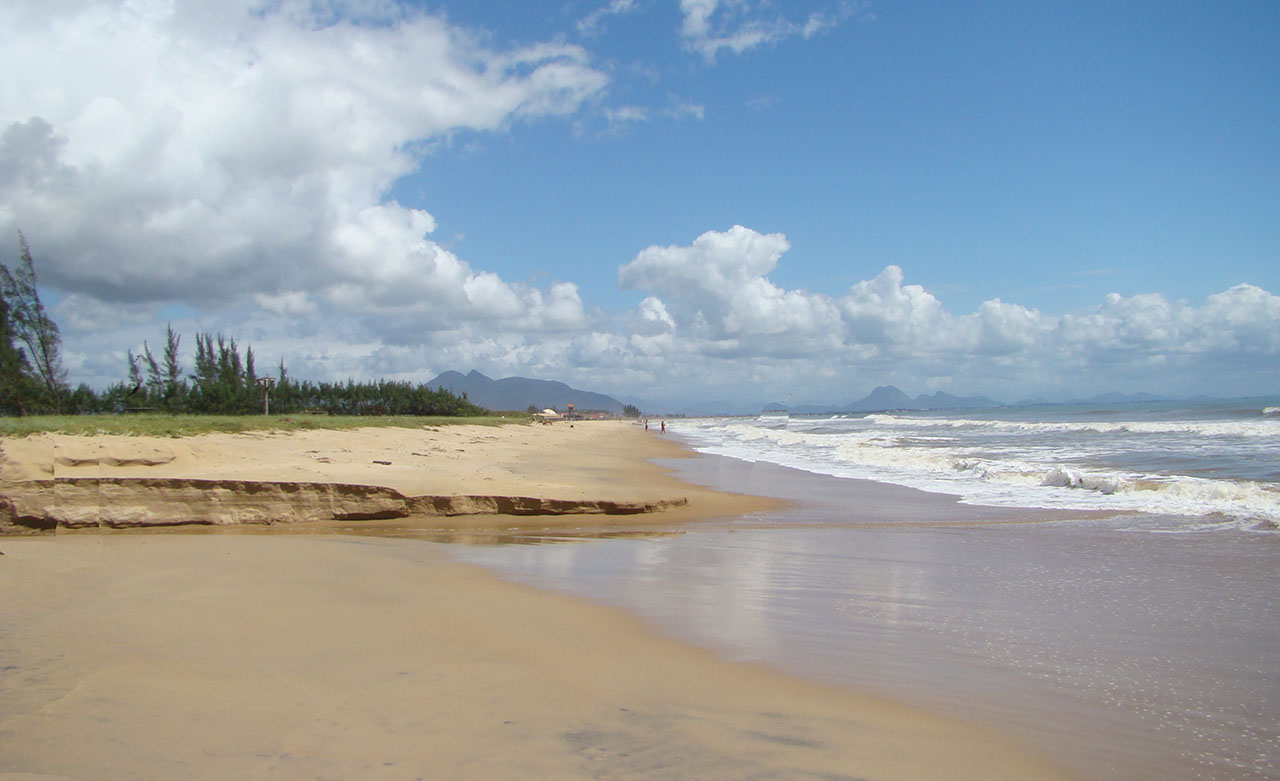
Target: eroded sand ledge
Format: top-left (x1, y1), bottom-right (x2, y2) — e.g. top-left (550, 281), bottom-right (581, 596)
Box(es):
top-left (1, 477), bottom-right (688, 532)
top-left (0, 421), bottom-right (739, 534)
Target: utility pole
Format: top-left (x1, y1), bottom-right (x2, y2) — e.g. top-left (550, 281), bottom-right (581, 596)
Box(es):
top-left (257, 376), bottom-right (276, 415)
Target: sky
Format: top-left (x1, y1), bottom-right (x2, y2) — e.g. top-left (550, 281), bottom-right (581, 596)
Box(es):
top-left (1, 0), bottom-right (1277, 409)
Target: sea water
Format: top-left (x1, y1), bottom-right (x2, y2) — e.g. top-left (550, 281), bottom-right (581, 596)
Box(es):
top-left (679, 399), bottom-right (1280, 532)
top-left (448, 400), bottom-right (1280, 779)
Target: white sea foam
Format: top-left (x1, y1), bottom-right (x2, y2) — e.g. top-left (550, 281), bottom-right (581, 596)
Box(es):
top-left (864, 414), bottom-right (1280, 439)
top-left (677, 408), bottom-right (1280, 530)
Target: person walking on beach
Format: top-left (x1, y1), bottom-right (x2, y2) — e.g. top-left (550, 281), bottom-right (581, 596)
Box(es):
top-left (660, 421), bottom-right (665, 434)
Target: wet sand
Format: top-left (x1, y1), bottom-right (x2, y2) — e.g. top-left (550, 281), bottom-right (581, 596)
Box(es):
top-left (0, 534), bottom-right (1072, 780)
top-left (0, 422), bottom-right (1073, 779)
top-left (452, 453), bottom-right (1280, 779)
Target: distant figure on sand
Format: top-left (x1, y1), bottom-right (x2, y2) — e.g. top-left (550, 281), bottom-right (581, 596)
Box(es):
top-left (661, 421), bottom-right (666, 434)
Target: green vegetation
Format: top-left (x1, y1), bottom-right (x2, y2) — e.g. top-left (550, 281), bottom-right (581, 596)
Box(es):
top-left (1, 233), bottom-right (68, 414)
top-left (89, 325), bottom-right (490, 418)
top-left (2, 234), bottom-right (490, 422)
top-left (0, 413), bottom-right (517, 438)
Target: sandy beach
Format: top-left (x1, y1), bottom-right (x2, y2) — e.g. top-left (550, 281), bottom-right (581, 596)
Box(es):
top-left (0, 421), bottom-right (769, 531)
top-left (0, 421), bottom-right (1072, 779)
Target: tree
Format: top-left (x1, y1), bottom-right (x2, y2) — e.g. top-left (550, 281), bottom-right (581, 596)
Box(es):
top-left (0, 290), bottom-right (36, 414)
top-left (622, 404), bottom-right (641, 418)
top-left (10, 315), bottom-right (489, 418)
top-left (126, 349), bottom-right (144, 400)
top-left (0, 233), bottom-right (67, 411)
top-left (184, 332), bottom-right (245, 412)
top-left (162, 323), bottom-right (183, 406)
top-left (67, 383), bottom-right (100, 414)
top-left (142, 341), bottom-right (163, 399)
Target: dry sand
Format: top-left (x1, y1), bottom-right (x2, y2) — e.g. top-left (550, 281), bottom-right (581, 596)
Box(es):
top-left (0, 420), bottom-right (715, 501)
top-left (0, 421), bottom-right (1074, 779)
top-left (0, 421), bottom-right (769, 530)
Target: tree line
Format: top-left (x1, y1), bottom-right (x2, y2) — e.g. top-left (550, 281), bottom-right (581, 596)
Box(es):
top-left (1, 235), bottom-right (486, 417)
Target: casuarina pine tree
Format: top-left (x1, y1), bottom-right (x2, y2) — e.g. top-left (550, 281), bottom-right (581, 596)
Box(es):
top-left (0, 233), bottom-right (66, 412)
top-left (0, 289), bottom-right (37, 414)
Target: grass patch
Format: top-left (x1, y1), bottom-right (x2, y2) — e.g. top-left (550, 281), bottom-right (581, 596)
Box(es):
top-left (0, 414), bottom-right (527, 438)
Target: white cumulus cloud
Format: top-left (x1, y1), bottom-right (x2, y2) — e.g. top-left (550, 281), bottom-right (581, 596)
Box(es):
top-left (612, 226), bottom-right (1280, 402)
top-left (578, 0), bottom-right (639, 37)
top-left (618, 225), bottom-right (843, 354)
top-left (0, 0), bottom-right (608, 317)
top-left (2, 2), bottom-right (1272, 406)
top-left (678, 0), bottom-right (858, 62)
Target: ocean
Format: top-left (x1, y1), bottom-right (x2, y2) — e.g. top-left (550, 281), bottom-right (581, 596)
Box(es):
top-left (448, 399), bottom-right (1280, 779)
top-left (680, 399), bottom-right (1280, 532)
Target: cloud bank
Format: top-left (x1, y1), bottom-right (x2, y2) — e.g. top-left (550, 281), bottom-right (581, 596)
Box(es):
top-left (613, 227), bottom-right (1279, 402)
top-left (1, 0), bottom-right (606, 317)
top-left (1, 2), bottom-right (1274, 406)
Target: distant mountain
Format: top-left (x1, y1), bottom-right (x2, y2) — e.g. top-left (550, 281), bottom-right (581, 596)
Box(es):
top-left (914, 390), bottom-right (1002, 409)
top-left (674, 400), bottom-right (759, 417)
top-left (844, 385), bottom-right (914, 412)
top-left (426, 370), bottom-right (624, 413)
top-left (788, 403), bottom-right (845, 415)
top-left (840, 386), bottom-right (1003, 413)
top-left (668, 386), bottom-right (1005, 417)
top-left (1016, 391), bottom-right (1170, 406)
top-left (1014, 396), bottom-right (1058, 407)
top-left (1085, 392), bottom-right (1167, 404)
top-left (650, 389), bottom-right (1201, 418)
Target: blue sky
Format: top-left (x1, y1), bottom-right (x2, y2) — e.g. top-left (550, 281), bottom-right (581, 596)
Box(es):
top-left (1, 0), bottom-right (1277, 408)
top-left (420, 1), bottom-right (1278, 313)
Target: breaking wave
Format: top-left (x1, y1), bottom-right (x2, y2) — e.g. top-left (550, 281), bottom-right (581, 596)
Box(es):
top-left (677, 405), bottom-right (1280, 531)
top-left (863, 413), bottom-right (1280, 439)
